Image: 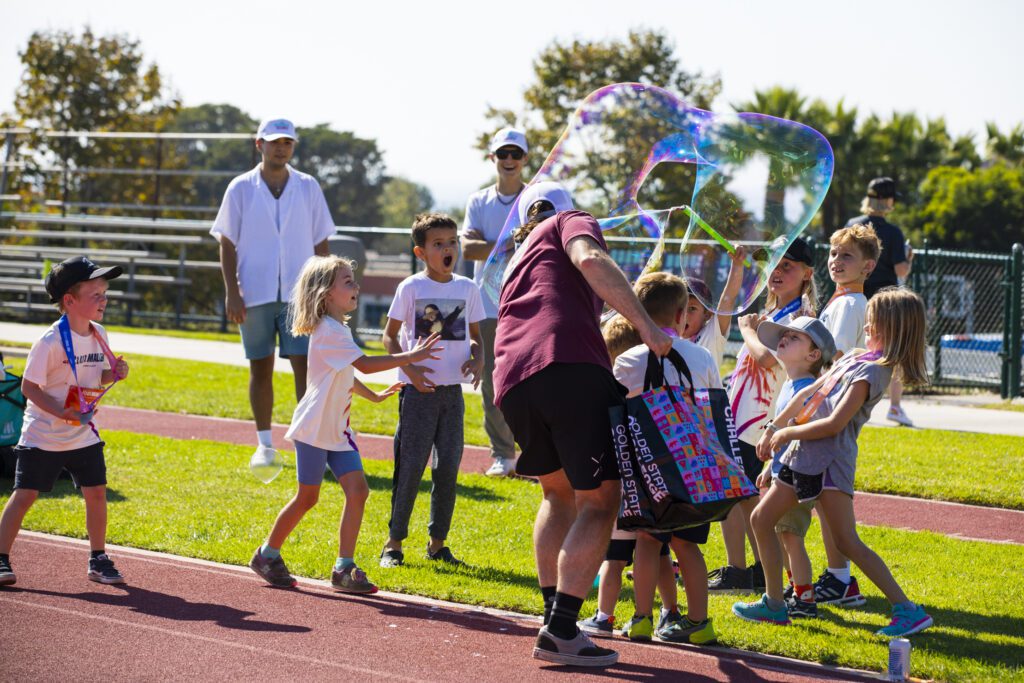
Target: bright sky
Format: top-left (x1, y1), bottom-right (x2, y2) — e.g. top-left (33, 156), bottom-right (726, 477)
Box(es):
top-left (3, 0), bottom-right (1021, 212)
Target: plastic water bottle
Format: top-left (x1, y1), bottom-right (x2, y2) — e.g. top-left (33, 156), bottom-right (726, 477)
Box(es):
top-left (249, 446), bottom-right (283, 484)
top-left (888, 638), bottom-right (911, 681)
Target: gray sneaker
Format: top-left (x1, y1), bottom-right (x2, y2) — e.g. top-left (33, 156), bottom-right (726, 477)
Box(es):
top-left (533, 625), bottom-right (619, 667)
top-left (332, 564), bottom-right (378, 594)
top-left (249, 548), bottom-right (296, 588)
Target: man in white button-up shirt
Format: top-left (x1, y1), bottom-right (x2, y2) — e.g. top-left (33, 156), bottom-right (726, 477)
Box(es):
top-left (211, 118), bottom-right (335, 465)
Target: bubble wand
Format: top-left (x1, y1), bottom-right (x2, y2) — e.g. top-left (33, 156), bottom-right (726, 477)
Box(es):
top-left (677, 206), bottom-right (753, 268)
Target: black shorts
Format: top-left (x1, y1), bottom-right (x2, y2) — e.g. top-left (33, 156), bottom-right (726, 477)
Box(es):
top-left (500, 363), bottom-right (626, 491)
top-left (650, 522), bottom-right (711, 546)
top-left (13, 442), bottom-right (106, 492)
top-left (776, 465), bottom-right (834, 503)
top-left (606, 538), bottom-right (670, 565)
top-left (737, 440), bottom-right (763, 486)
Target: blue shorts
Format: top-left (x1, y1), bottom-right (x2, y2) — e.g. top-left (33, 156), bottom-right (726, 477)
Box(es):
top-left (239, 301), bottom-right (309, 360)
top-left (294, 441), bottom-right (362, 485)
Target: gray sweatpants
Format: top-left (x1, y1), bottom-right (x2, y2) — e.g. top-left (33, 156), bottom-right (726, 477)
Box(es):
top-left (479, 317), bottom-right (516, 461)
top-left (389, 385), bottom-right (464, 542)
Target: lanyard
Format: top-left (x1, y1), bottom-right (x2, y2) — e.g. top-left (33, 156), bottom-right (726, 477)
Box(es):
top-left (772, 296), bottom-right (803, 322)
top-left (792, 349), bottom-right (881, 425)
top-left (820, 283), bottom-right (864, 315)
top-left (57, 316), bottom-right (123, 434)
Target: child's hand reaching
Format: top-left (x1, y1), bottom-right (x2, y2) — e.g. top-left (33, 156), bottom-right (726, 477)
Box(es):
top-left (405, 364), bottom-right (436, 393)
top-left (367, 382), bottom-right (403, 403)
top-left (408, 333), bottom-right (444, 363)
top-left (756, 429), bottom-right (774, 461)
top-left (738, 312), bottom-right (763, 332)
top-left (462, 354), bottom-right (484, 390)
top-left (755, 467), bottom-right (771, 489)
top-left (768, 426), bottom-right (796, 453)
top-left (62, 408), bottom-right (94, 426)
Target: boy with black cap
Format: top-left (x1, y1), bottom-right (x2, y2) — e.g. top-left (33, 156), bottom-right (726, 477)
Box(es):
top-left (0, 256), bottom-right (130, 587)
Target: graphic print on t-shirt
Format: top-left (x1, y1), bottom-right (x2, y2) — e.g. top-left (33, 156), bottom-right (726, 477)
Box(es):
top-left (414, 299), bottom-right (467, 341)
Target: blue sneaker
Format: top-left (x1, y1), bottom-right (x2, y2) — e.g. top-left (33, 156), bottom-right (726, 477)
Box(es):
top-left (876, 603), bottom-right (933, 638)
top-left (578, 611), bottom-right (615, 636)
top-left (732, 594), bottom-right (791, 625)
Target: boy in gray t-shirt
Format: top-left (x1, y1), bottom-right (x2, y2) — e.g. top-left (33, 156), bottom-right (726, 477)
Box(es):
top-left (780, 361), bottom-right (891, 497)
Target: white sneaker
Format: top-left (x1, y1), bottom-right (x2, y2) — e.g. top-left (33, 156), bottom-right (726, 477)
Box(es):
top-left (249, 445), bottom-right (283, 483)
top-left (886, 406), bottom-right (914, 427)
top-left (485, 457), bottom-right (516, 477)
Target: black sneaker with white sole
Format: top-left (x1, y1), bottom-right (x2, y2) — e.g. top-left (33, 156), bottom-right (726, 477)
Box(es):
top-left (707, 564), bottom-right (752, 593)
top-left (813, 571), bottom-right (866, 607)
top-left (0, 554), bottom-right (15, 586)
top-left (787, 597), bottom-right (819, 619)
top-left (533, 625), bottom-right (619, 667)
top-left (87, 553), bottom-right (125, 584)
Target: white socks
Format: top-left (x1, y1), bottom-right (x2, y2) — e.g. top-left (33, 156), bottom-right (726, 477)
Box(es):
top-left (257, 430), bottom-right (273, 448)
top-left (827, 564), bottom-right (851, 585)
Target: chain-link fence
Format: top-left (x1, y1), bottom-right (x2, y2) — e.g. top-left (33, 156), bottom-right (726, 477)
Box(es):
top-left (807, 238), bottom-right (1023, 398)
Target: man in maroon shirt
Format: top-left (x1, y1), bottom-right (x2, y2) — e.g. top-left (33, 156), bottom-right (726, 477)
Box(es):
top-left (494, 182), bottom-right (671, 667)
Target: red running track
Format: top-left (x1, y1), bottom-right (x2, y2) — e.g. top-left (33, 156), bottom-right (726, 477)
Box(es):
top-left (98, 406), bottom-right (1024, 546)
top-left (2, 532), bottom-right (877, 682)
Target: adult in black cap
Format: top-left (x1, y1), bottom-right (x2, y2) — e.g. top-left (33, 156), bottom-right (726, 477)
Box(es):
top-left (844, 177), bottom-right (914, 426)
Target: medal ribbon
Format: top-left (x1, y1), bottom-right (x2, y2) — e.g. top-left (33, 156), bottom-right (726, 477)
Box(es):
top-left (792, 349), bottom-right (882, 425)
top-left (57, 315), bottom-right (124, 436)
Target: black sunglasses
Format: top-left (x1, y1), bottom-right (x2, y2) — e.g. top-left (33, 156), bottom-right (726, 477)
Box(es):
top-left (494, 148), bottom-right (524, 160)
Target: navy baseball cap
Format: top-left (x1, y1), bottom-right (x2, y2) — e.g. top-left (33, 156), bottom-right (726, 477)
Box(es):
top-left (45, 256), bottom-right (122, 303)
top-left (867, 177), bottom-right (897, 199)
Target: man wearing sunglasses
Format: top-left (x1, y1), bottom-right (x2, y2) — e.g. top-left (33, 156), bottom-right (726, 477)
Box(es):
top-left (461, 127), bottom-right (529, 477)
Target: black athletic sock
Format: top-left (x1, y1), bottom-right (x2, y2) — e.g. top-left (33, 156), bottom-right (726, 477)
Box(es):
top-left (541, 585), bottom-right (557, 625)
top-left (90, 549), bottom-right (105, 559)
top-left (0, 553), bottom-right (9, 562)
top-left (548, 592), bottom-right (584, 640)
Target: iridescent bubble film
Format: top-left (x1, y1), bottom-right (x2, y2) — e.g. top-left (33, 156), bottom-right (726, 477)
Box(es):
top-left (479, 83), bottom-right (834, 314)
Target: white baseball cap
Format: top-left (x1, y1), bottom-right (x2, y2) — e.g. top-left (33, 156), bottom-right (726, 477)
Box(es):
top-left (517, 181), bottom-right (574, 226)
top-left (257, 118), bottom-right (298, 141)
top-left (490, 127), bottom-right (528, 154)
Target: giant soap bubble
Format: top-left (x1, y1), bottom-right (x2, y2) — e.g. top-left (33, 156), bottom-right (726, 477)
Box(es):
top-left (479, 83), bottom-right (833, 314)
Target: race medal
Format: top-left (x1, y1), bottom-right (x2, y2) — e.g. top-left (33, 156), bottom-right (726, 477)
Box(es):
top-left (63, 386), bottom-right (104, 425)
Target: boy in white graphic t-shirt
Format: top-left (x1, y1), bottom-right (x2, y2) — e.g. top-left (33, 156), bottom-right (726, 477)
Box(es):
top-left (0, 257), bottom-right (130, 587)
top-left (381, 213), bottom-right (485, 568)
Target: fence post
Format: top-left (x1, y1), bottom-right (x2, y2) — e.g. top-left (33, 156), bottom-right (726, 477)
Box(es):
top-left (932, 250), bottom-right (943, 385)
top-left (153, 137), bottom-right (163, 220)
top-left (1009, 243), bottom-right (1023, 398)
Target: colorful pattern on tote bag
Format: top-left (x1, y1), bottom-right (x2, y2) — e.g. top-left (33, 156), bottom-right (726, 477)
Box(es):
top-left (643, 384), bottom-right (756, 505)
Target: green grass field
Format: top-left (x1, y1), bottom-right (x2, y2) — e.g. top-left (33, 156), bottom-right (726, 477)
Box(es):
top-left (5, 352), bottom-right (1023, 510)
top-left (982, 400), bottom-right (1024, 413)
top-left (1, 430), bottom-right (1021, 682)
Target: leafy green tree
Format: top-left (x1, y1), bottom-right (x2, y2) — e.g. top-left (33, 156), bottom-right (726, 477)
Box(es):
top-left (985, 123), bottom-right (1024, 165)
top-left (10, 27), bottom-right (181, 208)
top-left (166, 104), bottom-right (257, 208)
top-left (291, 124), bottom-right (386, 227)
top-left (899, 163), bottom-right (1024, 251)
top-left (372, 176), bottom-right (434, 253)
top-left (476, 29), bottom-right (721, 214)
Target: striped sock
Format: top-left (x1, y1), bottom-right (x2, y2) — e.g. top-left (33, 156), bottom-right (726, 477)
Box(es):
top-left (541, 586), bottom-right (557, 624)
top-left (548, 592), bottom-right (584, 640)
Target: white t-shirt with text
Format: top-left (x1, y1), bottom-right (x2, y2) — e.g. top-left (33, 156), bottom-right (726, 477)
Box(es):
top-left (285, 317), bottom-right (363, 451)
top-left (387, 272), bottom-right (485, 386)
top-left (20, 321), bottom-right (111, 451)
